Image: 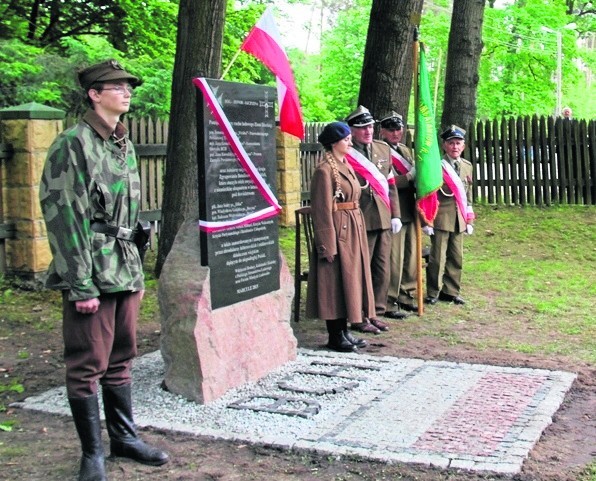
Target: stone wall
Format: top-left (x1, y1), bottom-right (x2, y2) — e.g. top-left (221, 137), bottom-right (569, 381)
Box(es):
top-left (276, 130), bottom-right (302, 226)
top-left (0, 103), bottom-right (64, 280)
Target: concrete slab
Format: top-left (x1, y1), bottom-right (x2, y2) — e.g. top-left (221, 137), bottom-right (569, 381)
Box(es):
top-left (14, 349), bottom-right (576, 475)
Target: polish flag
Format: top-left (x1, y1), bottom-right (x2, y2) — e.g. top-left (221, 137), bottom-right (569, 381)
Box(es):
top-left (241, 8), bottom-right (305, 140)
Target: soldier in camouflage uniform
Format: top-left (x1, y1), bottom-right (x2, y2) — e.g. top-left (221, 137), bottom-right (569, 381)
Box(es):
top-left (39, 60), bottom-right (168, 481)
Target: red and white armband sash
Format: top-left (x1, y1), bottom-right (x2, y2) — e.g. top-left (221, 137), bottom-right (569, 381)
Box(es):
top-left (390, 147), bottom-right (414, 176)
top-left (442, 159), bottom-right (475, 223)
top-left (345, 147), bottom-right (390, 209)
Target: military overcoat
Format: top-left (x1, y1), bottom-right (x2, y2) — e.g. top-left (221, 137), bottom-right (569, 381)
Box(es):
top-left (305, 158), bottom-right (375, 322)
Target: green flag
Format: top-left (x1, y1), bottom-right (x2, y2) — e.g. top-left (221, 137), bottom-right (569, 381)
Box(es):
top-left (415, 44), bottom-right (443, 225)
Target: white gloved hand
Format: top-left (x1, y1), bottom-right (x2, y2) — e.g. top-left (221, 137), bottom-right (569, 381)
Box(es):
top-left (466, 224), bottom-right (474, 235)
top-left (422, 226), bottom-right (434, 236)
top-left (391, 218), bottom-right (402, 234)
top-left (407, 166), bottom-right (416, 181)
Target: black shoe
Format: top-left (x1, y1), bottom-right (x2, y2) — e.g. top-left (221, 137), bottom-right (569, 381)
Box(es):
top-left (438, 292), bottom-right (466, 305)
top-left (424, 296), bottom-right (438, 305)
top-left (103, 384), bottom-right (169, 466)
top-left (396, 301), bottom-right (418, 312)
top-left (327, 332), bottom-right (358, 352)
top-left (384, 310), bottom-right (407, 319)
top-left (326, 320), bottom-right (358, 351)
top-left (343, 329), bottom-right (367, 348)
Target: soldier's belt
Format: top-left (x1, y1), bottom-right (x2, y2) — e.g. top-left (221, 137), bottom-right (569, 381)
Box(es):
top-left (90, 221), bottom-right (135, 241)
top-left (334, 201), bottom-right (359, 211)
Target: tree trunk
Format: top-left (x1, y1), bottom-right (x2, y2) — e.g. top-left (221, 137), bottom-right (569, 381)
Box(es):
top-left (358, 0), bottom-right (423, 126)
top-left (155, 0), bottom-right (227, 276)
top-left (441, 0), bottom-right (486, 131)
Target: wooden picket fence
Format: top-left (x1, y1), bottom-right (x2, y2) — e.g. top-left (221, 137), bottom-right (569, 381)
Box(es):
top-left (124, 117), bottom-right (168, 221)
top-left (467, 116), bottom-right (595, 206)
top-left (75, 115), bottom-right (594, 214)
top-left (300, 122), bottom-right (326, 202)
top-left (299, 116), bottom-right (596, 206)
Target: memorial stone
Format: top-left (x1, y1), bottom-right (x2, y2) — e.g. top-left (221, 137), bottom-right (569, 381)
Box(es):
top-left (159, 78), bottom-right (297, 403)
top-left (197, 79), bottom-right (279, 309)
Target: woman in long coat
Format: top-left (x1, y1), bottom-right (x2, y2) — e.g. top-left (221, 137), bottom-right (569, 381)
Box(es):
top-left (305, 122), bottom-right (375, 352)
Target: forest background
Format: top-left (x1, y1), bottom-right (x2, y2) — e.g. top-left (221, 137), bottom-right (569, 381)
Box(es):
top-left (1, 0), bottom-right (595, 123)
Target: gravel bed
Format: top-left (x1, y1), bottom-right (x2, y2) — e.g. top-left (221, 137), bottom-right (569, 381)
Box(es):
top-left (14, 348), bottom-right (415, 445)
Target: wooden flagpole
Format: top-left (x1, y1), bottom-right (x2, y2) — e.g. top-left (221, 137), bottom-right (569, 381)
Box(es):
top-left (413, 28), bottom-right (424, 317)
top-left (220, 47), bottom-right (243, 80)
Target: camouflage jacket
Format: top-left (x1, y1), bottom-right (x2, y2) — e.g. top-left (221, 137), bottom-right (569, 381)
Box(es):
top-left (39, 109), bottom-right (144, 301)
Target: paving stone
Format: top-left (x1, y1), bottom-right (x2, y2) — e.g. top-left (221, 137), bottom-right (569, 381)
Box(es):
top-left (14, 348), bottom-right (576, 475)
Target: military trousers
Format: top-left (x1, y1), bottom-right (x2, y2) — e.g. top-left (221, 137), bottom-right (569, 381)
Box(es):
top-left (62, 290), bottom-right (141, 398)
top-left (426, 229), bottom-right (464, 298)
top-left (366, 228), bottom-right (392, 316)
top-left (387, 221), bottom-right (417, 306)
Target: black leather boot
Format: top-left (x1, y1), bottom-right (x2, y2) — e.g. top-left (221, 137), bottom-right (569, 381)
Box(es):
top-left (102, 384), bottom-right (169, 466)
top-left (326, 319), bottom-right (357, 352)
top-left (68, 395), bottom-right (107, 481)
top-left (341, 319), bottom-right (367, 348)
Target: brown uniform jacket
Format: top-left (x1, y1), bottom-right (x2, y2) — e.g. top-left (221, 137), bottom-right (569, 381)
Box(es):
top-left (305, 158), bottom-right (375, 322)
top-left (389, 143), bottom-right (417, 224)
top-left (352, 140), bottom-right (401, 230)
top-left (434, 156), bottom-right (474, 233)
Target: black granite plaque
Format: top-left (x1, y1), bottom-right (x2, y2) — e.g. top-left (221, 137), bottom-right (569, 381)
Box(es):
top-left (196, 78), bottom-right (279, 310)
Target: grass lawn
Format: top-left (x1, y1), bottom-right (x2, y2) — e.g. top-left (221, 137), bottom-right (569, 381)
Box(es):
top-left (281, 204), bottom-right (596, 364)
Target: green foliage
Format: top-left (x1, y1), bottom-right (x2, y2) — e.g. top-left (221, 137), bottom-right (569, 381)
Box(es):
top-left (127, 56), bottom-right (174, 119)
top-left (223, 2), bottom-right (270, 84)
top-left (0, 40), bottom-right (46, 108)
top-left (418, 0), bottom-right (451, 123)
top-left (0, 0), bottom-right (178, 55)
top-left (578, 462), bottom-right (596, 481)
top-left (0, 381), bottom-right (25, 395)
top-left (17, 350), bottom-right (30, 360)
top-left (0, 0), bottom-right (177, 116)
top-left (118, 0), bottom-right (178, 58)
top-left (288, 50), bottom-right (334, 121)
top-left (0, 287), bottom-right (14, 303)
top-left (318, 0), bottom-right (371, 120)
top-left (0, 379), bottom-right (24, 432)
top-left (477, 0), bottom-right (593, 118)
top-left (1, 0), bottom-right (594, 121)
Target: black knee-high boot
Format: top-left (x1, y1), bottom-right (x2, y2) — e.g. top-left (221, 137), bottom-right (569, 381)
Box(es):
top-left (341, 319), bottom-right (367, 348)
top-left (102, 384), bottom-right (169, 466)
top-left (68, 395), bottom-right (107, 481)
top-left (326, 319), bottom-right (357, 352)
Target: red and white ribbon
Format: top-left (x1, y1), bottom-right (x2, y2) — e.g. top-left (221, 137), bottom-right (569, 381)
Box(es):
top-left (442, 159), bottom-right (475, 223)
top-left (390, 148), bottom-right (414, 176)
top-left (345, 147), bottom-right (390, 209)
top-left (194, 77), bottom-right (281, 232)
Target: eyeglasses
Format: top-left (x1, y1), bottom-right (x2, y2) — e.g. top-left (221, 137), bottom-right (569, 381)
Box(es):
top-left (101, 85), bottom-right (134, 95)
